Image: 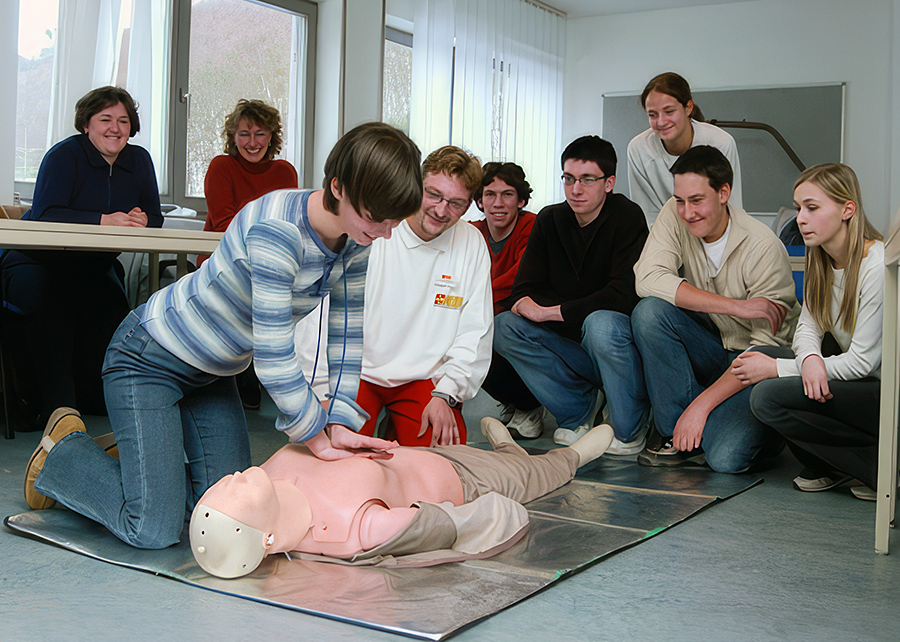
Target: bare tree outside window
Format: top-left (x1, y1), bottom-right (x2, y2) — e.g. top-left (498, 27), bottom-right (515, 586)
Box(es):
top-left (186, 0), bottom-right (299, 198)
top-left (16, 0), bottom-right (59, 182)
top-left (383, 27), bottom-right (412, 135)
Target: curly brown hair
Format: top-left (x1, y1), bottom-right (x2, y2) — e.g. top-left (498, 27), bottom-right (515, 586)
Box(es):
top-left (222, 99), bottom-right (284, 160)
top-left (475, 161), bottom-right (532, 208)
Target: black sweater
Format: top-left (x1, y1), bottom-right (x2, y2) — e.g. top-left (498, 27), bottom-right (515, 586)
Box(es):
top-left (510, 193), bottom-right (648, 342)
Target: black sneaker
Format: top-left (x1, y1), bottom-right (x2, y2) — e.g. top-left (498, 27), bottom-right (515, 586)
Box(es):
top-left (792, 468), bottom-right (853, 492)
top-left (637, 440), bottom-right (707, 468)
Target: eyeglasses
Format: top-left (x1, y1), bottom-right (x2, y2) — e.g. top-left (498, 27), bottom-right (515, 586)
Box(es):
top-left (424, 187), bottom-right (470, 215)
top-left (561, 175), bottom-right (607, 187)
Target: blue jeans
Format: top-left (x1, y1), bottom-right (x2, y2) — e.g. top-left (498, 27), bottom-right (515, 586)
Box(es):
top-left (493, 310), bottom-right (649, 440)
top-left (631, 297), bottom-right (778, 473)
top-left (35, 309), bottom-right (251, 549)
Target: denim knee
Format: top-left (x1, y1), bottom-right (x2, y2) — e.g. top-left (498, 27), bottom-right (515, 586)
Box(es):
top-left (631, 297), bottom-right (675, 341)
top-left (493, 310), bottom-right (530, 354)
top-left (581, 309), bottom-right (631, 351)
top-left (704, 442), bottom-right (752, 474)
top-left (123, 515), bottom-right (185, 550)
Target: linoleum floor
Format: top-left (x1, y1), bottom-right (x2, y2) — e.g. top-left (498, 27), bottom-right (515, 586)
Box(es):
top-left (2, 391), bottom-right (899, 642)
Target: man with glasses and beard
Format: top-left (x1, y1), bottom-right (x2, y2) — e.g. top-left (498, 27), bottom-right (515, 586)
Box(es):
top-left (357, 146), bottom-right (493, 448)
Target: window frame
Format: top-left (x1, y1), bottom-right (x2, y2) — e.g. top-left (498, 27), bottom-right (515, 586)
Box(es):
top-left (167, 0), bottom-right (317, 211)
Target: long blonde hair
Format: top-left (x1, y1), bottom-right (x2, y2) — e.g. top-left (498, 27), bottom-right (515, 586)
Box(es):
top-left (797, 163), bottom-right (882, 334)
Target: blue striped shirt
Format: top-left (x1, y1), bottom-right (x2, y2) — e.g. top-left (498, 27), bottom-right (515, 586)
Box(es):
top-left (143, 189), bottom-right (370, 441)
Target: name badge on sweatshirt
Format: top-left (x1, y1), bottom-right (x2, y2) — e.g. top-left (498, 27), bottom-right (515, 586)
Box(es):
top-left (433, 273), bottom-right (456, 289)
top-left (433, 273), bottom-right (463, 308)
top-left (434, 292), bottom-right (464, 309)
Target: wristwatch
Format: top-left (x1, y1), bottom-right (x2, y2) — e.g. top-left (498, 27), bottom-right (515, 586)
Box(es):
top-left (430, 391), bottom-right (460, 408)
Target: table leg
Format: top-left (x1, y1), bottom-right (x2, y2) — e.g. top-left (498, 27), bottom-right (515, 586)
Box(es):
top-left (876, 263), bottom-right (899, 554)
top-left (149, 253), bottom-right (160, 293)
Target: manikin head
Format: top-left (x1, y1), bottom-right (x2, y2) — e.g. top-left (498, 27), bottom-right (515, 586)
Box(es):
top-left (190, 467), bottom-right (312, 579)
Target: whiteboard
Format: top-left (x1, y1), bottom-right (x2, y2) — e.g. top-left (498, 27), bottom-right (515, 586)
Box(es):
top-left (602, 83), bottom-right (845, 213)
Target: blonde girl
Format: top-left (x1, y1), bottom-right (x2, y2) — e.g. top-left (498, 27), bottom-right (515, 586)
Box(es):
top-left (734, 163), bottom-right (883, 498)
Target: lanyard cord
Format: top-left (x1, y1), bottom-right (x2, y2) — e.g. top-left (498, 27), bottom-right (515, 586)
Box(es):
top-left (309, 253), bottom-right (349, 417)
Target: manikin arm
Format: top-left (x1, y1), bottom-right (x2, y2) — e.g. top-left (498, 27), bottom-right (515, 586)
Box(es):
top-left (358, 504), bottom-right (419, 551)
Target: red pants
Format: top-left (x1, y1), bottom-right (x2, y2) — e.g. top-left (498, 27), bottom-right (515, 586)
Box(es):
top-left (356, 379), bottom-right (467, 446)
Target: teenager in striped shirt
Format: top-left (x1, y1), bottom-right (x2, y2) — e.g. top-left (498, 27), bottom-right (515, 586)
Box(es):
top-left (25, 122), bottom-right (423, 549)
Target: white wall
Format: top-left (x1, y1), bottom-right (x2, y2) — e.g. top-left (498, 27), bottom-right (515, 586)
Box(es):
top-left (0, 0), bottom-right (19, 204)
top-left (312, 0), bottom-right (384, 187)
top-left (563, 0), bottom-right (900, 232)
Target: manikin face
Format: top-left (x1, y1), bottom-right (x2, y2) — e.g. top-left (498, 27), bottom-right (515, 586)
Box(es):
top-left (673, 172), bottom-right (731, 243)
top-left (410, 171), bottom-right (472, 242)
top-left (330, 179), bottom-right (400, 246)
top-left (233, 118), bottom-right (272, 164)
top-left (202, 467), bottom-right (281, 532)
top-left (793, 180), bottom-right (853, 255)
top-left (478, 177), bottom-right (525, 241)
top-left (562, 159), bottom-right (614, 221)
top-left (84, 102), bottom-right (130, 163)
top-left (645, 90), bottom-right (693, 146)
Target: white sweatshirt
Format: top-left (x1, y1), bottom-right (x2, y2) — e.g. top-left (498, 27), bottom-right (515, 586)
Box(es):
top-left (362, 219), bottom-right (494, 401)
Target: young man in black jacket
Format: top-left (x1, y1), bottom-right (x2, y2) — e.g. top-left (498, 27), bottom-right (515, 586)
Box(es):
top-left (494, 136), bottom-right (651, 452)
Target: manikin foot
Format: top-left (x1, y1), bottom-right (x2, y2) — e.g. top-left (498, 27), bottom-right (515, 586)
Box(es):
top-left (481, 417), bottom-right (528, 456)
top-left (568, 424), bottom-right (615, 468)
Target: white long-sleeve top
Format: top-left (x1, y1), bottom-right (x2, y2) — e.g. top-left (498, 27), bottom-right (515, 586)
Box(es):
top-left (627, 120), bottom-right (743, 221)
top-left (362, 219), bottom-right (494, 401)
top-left (776, 241), bottom-right (884, 380)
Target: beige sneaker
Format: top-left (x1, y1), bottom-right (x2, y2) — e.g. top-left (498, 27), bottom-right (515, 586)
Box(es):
top-left (851, 485), bottom-right (876, 501)
top-left (553, 425), bottom-right (591, 446)
top-left (508, 406), bottom-right (544, 439)
top-left (24, 407), bottom-right (86, 510)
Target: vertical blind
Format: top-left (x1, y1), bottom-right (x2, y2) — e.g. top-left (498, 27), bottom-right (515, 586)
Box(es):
top-left (409, 0), bottom-right (565, 211)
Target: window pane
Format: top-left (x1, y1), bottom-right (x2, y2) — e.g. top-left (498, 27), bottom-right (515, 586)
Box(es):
top-left (383, 37), bottom-right (412, 135)
top-left (186, 0), bottom-right (303, 198)
top-left (16, 0), bottom-right (59, 182)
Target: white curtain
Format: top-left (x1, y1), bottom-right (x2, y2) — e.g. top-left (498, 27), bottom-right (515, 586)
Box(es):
top-left (48, 0), bottom-right (104, 145)
top-left (409, 0), bottom-right (565, 211)
top-left (47, 0), bottom-right (170, 190)
top-left (126, 0), bottom-right (171, 191)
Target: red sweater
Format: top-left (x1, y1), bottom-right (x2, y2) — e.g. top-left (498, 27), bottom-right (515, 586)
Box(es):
top-left (203, 154), bottom-right (298, 233)
top-left (473, 211), bottom-right (536, 315)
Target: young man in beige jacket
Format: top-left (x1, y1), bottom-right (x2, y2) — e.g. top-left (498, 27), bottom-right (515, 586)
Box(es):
top-left (632, 146), bottom-right (798, 472)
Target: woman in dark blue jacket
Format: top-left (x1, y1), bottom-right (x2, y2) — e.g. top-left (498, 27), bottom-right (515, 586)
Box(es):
top-left (1, 86), bottom-right (162, 428)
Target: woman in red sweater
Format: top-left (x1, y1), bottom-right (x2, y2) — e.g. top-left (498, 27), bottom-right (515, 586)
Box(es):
top-left (203, 99), bottom-right (298, 237)
top-left (202, 99), bottom-right (299, 408)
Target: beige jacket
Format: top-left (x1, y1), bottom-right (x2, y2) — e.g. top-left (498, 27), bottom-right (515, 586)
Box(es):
top-left (634, 198), bottom-right (799, 351)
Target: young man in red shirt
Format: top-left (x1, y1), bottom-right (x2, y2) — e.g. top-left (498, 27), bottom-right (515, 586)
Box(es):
top-left (473, 162), bottom-right (543, 438)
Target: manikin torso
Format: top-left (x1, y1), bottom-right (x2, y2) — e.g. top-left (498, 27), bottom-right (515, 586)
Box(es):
top-left (262, 444), bottom-right (465, 557)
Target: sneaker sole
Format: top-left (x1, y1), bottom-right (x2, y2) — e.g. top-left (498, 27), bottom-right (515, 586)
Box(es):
top-left (850, 485), bottom-right (876, 501)
top-left (24, 408), bottom-right (83, 510)
top-left (792, 474), bottom-right (853, 492)
top-left (606, 439), bottom-right (646, 457)
top-left (637, 451), bottom-right (707, 468)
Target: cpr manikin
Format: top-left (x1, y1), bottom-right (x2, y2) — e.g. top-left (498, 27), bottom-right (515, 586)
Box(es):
top-left (191, 418), bottom-right (614, 578)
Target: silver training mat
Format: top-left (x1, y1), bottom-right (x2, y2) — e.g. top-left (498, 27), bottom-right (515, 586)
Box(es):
top-left (6, 456), bottom-right (760, 640)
